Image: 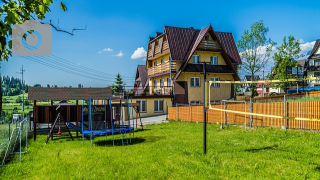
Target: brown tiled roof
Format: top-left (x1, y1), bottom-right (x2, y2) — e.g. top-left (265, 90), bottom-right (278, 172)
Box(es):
top-left (156, 32), bottom-right (163, 37)
top-left (297, 59), bottom-right (306, 67)
top-left (137, 65), bottom-right (148, 87)
top-left (164, 26), bottom-right (199, 61)
top-left (215, 32), bottom-right (242, 64)
top-left (308, 39), bottom-right (320, 59)
top-left (165, 25), bottom-right (240, 80)
top-left (134, 65), bottom-right (149, 95)
top-left (28, 87), bottom-right (112, 100)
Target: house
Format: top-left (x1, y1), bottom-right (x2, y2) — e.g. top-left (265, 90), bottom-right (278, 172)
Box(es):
top-left (140, 24), bottom-right (241, 108)
top-left (306, 39), bottom-right (320, 86)
top-left (256, 80), bottom-right (282, 95)
top-left (241, 75), bottom-right (260, 92)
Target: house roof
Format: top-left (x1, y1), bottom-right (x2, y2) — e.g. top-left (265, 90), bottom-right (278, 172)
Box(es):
top-left (297, 59), bottom-right (306, 67)
top-left (28, 87), bottom-right (112, 100)
top-left (134, 65), bottom-right (149, 95)
top-left (163, 26), bottom-right (241, 64)
top-left (136, 65), bottom-right (148, 86)
top-left (161, 25), bottom-right (241, 80)
top-left (215, 32), bottom-right (242, 64)
top-left (308, 39), bottom-right (320, 59)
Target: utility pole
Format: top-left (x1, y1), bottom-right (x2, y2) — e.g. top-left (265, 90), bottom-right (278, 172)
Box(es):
top-left (203, 62), bottom-right (207, 154)
top-left (17, 65), bottom-right (25, 119)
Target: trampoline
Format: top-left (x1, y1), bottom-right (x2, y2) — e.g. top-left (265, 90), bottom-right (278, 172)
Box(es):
top-left (287, 86), bottom-right (320, 94)
top-left (67, 95), bottom-right (136, 146)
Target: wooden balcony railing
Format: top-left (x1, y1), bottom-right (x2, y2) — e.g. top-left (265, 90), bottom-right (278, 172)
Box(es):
top-left (147, 62), bottom-right (176, 76)
top-left (147, 41), bottom-right (169, 59)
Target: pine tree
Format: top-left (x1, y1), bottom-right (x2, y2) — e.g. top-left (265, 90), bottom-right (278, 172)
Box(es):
top-left (111, 73), bottom-right (124, 94)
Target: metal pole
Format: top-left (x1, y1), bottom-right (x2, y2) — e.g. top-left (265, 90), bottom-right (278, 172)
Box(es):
top-left (297, 83), bottom-right (298, 93)
top-left (284, 95), bottom-right (286, 129)
top-left (203, 62), bottom-right (207, 154)
top-left (110, 97), bottom-right (114, 146)
top-left (82, 99), bottom-right (84, 145)
top-left (245, 101), bottom-right (247, 131)
top-left (90, 98), bottom-right (93, 147)
top-left (263, 70), bottom-right (265, 97)
top-left (104, 99), bottom-right (107, 129)
top-left (250, 98), bottom-right (252, 128)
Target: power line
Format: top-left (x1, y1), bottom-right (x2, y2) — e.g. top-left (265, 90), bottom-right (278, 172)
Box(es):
top-left (17, 47), bottom-right (131, 83)
top-left (22, 42), bottom-right (135, 79)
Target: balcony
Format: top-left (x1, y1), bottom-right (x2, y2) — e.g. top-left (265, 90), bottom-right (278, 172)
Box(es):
top-left (147, 62), bottom-right (176, 77)
top-left (121, 86), bottom-right (173, 97)
top-left (147, 41), bottom-right (169, 59)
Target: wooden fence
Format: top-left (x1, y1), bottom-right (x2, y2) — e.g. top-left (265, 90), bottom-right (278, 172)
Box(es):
top-left (168, 100), bottom-right (320, 130)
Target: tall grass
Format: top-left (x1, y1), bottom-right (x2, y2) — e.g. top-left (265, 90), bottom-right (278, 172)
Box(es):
top-left (1, 121), bottom-right (320, 179)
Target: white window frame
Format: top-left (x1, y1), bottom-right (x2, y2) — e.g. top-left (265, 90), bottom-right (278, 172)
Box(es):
top-left (154, 100), bottom-right (164, 112)
top-left (210, 77), bottom-right (220, 87)
top-left (154, 79), bottom-right (157, 88)
top-left (192, 55), bottom-right (200, 64)
top-left (210, 56), bottom-right (218, 65)
top-left (190, 77), bottom-right (200, 87)
top-left (167, 78), bottom-right (172, 87)
top-left (136, 100), bottom-right (147, 113)
top-left (160, 79), bottom-right (164, 88)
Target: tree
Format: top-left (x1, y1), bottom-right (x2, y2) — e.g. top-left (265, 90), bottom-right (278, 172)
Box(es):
top-left (78, 84), bottom-right (82, 88)
top-left (0, 0), bottom-right (68, 120)
top-left (271, 36), bottom-right (302, 90)
top-left (16, 96), bottom-right (22, 103)
top-left (237, 20), bottom-right (276, 97)
top-left (110, 73), bottom-right (124, 94)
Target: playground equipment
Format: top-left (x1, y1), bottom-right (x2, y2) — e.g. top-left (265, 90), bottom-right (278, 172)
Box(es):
top-left (67, 96), bottom-right (137, 146)
top-left (45, 105), bottom-right (74, 144)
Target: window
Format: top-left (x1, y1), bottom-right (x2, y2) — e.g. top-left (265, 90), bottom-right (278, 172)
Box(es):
top-left (167, 78), bottom-right (172, 86)
top-left (136, 100), bottom-right (146, 113)
top-left (160, 79), bottom-right (164, 87)
top-left (154, 61), bottom-right (157, 66)
top-left (210, 56), bottom-right (218, 65)
top-left (315, 60), bottom-right (320, 66)
top-left (315, 72), bottom-right (320, 77)
top-left (204, 35), bottom-right (209, 41)
top-left (154, 79), bottom-right (157, 88)
top-left (210, 77), bottom-right (220, 87)
top-left (190, 77), bottom-right (200, 87)
top-left (161, 59), bottom-right (165, 64)
top-left (192, 55), bottom-right (200, 64)
top-left (190, 101), bottom-right (200, 105)
top-left (154, 100), bottom-right (164, 112)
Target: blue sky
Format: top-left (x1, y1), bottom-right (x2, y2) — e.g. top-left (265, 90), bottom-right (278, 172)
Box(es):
top-left (1, 0), bottom-right (320, 87)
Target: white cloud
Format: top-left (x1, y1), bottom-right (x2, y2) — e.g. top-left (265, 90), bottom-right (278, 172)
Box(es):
top-left (131, 47), bottom-right (147, 60)
top-left (103, 48), bottom-right (113, 52)
top-left (97, 51), bottom-right (102, 53)
top-left (299, 41), bottom-right (316, 57)
top-left (113, 51), bottom-right (124, 57)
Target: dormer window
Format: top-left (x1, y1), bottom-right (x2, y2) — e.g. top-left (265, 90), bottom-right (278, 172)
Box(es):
top-left (205, 35), bottom-right (209, 41)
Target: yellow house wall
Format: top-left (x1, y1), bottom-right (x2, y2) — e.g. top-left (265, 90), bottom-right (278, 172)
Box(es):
top-left (177, 73), bottom-right (234, 103)
top-left (189, 51), bottom-right (226, 65)
top-left (147, 53), bottom-right (170, 68)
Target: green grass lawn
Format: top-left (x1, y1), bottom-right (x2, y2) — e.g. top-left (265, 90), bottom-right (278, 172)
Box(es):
top-left (1, 122), bottom-right (320, 179)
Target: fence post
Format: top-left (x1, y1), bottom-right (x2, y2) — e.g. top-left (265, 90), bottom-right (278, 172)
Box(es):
top-left (189, 103), bottom-right (191, 123)
top-left (176, 103), bottom-right (177, 120)
top-left (283, 95), bottom-right (287, 129)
